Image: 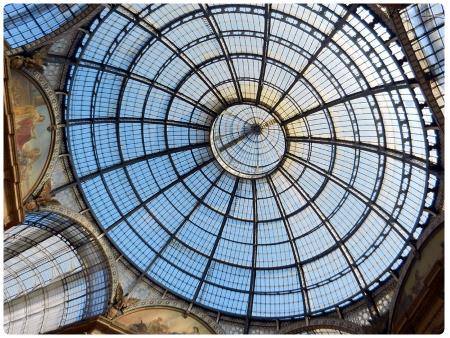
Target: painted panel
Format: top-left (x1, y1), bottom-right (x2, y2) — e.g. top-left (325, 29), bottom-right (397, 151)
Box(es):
top-left (10, 69), bottom-right (53, 200)
top-left (114, 307), bottom-right (213, 334)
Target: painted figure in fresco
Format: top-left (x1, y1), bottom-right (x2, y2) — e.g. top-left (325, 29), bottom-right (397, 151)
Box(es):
top-left (9, 70), bottom-right (53, 200)
top-left (13, 104), bottom-right (46, 195)
top-left (14, 105), bottom-right (45, 149)
top-left (128, 317), bottom-right (201, 334)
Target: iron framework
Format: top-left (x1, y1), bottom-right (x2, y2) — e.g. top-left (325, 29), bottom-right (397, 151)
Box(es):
top-left (61, 4), bottom-right (440, 321)
top-left (4, 211), bottom-right (113, 334)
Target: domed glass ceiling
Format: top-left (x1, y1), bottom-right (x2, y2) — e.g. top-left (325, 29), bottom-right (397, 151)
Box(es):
top-left (64, 4), bottom-right (437, 319)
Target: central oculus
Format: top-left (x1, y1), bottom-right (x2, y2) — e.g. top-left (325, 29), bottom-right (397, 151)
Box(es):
top-left (210, 104), bottom-right (286, 179)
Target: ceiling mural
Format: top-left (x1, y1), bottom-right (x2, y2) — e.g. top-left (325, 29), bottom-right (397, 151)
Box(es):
top-left (9, 69), bottom-right (54, 200)
top-left (114, 307), bottom-right (215, 334)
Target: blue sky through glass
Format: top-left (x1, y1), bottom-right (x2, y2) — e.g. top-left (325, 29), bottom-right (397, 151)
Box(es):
top-left (63, 4), bottom-right (437, 319)
top-left (4, 4), bottom-right (87, 48)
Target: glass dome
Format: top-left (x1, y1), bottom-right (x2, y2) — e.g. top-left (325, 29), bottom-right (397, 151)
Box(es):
top-left (64, 4), bottom-right (436, 319)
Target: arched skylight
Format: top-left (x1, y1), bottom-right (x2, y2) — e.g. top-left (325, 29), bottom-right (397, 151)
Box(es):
top-left (64, 4), bottom-right (438, 319)
top-left (4, 212), bottom-right (112, 333)
top-left (4, 4), bottom-right (87, 49)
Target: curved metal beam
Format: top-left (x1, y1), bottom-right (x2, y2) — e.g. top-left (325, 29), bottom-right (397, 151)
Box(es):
top-left (286, 136), bottom-right (428, 170)
top-left (46, 54), bottom-right (219, 118)
top-left (124, 170), bottom-right (225, 297)
top-left (267, 176), bottom-right (311, 318)
top-left (256, 4), bottom-right (271, 105)
top-left (66, 117), bottom-right (210, 130)
top-left (244, 179), bottom-right (259, 331)
top-left (278, 167), bottom-right (367, 292)
top-left (102, 157), bottom-right (215, 234)
top-left (200, 4), bottom-right (243, 101)
top-left (285, 152), bottom-right (410, 240)
top-left (281, 80), bottom-right (414, 126)
top-left (115, 5), bottom-right (229, 106)
top-left (190, 177), bottom-right (241, 305)
top-left (269, 5), bottom-right (358, 114)
top-left (76, 142), bottom-right (209, 183)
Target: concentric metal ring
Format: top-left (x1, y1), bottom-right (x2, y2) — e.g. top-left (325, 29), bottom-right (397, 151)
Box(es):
top-left (210, 104), bottom-right (285, 179)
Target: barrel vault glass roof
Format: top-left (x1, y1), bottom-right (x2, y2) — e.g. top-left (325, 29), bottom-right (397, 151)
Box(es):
top-left (4, 4), bottom-right (87, 49)
top-left (64, 4), bottom-right (439, 319)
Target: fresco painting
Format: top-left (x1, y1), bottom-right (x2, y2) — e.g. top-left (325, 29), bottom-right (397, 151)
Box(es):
top-left (10, 70), bottom-right (53, 200)
top-left (114, 307), bottom-right (213, 334)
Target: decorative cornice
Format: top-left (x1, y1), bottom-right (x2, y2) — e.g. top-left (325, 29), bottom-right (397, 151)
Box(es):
top-left (280, 317), bottom-right (367, 334)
